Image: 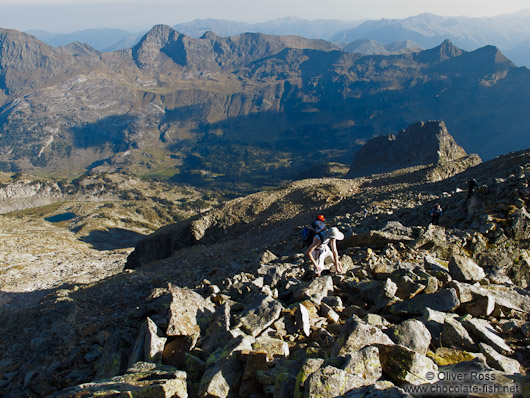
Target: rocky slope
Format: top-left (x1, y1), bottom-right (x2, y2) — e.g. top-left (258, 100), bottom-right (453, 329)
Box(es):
top-left (0, 172), bottom-right (219, 309)
top-left (1, 26), bottom-right (530, 191)
top-left (1, 143), bottom-right (529, 397)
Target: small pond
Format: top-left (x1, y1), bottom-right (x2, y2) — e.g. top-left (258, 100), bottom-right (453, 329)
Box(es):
top-left (45, 212), bottom-right (77, 223)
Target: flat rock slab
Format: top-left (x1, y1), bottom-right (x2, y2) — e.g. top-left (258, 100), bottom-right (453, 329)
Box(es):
top-left (239, 294), bottom-right (284, 337)
top-left (448, 254), bottom-right (485, 282)
top-left (463, 318), bottom-right (513, 356)
top-left (390, 288), bottom-right (460, 315)
top-left (479, 343), bottom-right (521, 374)
top-left (49, 361), bottom-right (187, 398)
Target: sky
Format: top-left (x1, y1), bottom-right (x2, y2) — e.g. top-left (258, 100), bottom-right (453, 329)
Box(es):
top-left (1, 0), bottom-right (529, 33)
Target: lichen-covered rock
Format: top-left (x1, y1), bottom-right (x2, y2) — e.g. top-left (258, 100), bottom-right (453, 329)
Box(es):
top-left (253, 336), bottom-right (289, 359)
top-left (198, 334), bottom-right (255, 398)
top-left (166, 284), bottom-right (215, 337)
top-left (273, 372), bottom-right (298, 398)
top-left (435, 357), bottom-right (518, 394)
top-left (342, 346), bottom-right (382, 383)
top-left (294, 358), bottom-right (325, 398)
top-left (239, 294), bottom-right (284, 337)
top-left (198, 302), bottom-right (231, 356)
top-left (511, 207), bottom-right (530, 241)
top-left (95, 330), bottom-right (130, 380)
top-left (342, 381), bottom-right (413, 397)
top-left (304, 365), bottom-right (370, 398)
top-left (332, 319), bottom-right (394, 357)
top-left (376, 344), bottom-right (438, 386)
top-left (463, 293), bottom-right (495, 317)
top-left (389, 269), bottom-right (427, 299)
top-left (49, 361), bottom-right (187, 398)
top-left (145, 318), bottom-right (167, 363)
top-left (420, 307), bottom-right (457, 346)
top-left (441, 317), bottom-right (477, 351)
top-left (257, 263), bottom-right (287, 288)
top-left (386, 319), bottom-right (431, 355)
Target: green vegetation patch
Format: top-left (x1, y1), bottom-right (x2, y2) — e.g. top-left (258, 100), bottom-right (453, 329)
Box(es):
top-left (7, 202), bottom-right (66, 218)
top-left (427, 349), bottom-right (475, 366)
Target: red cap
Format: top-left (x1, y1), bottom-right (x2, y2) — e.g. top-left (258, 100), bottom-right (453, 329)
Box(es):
top-left (317, 215), bottom-right (325, 221)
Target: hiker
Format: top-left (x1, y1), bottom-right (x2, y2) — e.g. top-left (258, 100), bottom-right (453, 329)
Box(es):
top-left (306, 226), bottom-right (344, 276)
top-left (467, 179), bottom-right (478, 199)
top-left (430, 203), bottom-right (443, 225)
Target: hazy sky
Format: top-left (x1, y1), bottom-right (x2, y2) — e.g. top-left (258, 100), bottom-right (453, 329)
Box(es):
top-left (1, 0), bottom-right (529, 33)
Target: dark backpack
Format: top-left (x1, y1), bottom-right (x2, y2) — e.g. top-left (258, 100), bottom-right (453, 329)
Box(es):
top-left (301, 226), bottom-right (327, 247)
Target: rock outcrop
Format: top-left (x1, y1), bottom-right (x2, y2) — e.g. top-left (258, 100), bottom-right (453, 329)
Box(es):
top-left (347, 120), bottom-right (468, 178)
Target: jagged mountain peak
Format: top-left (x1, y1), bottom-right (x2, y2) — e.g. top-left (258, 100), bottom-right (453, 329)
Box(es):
top-left (133, 24), bottom-right (182, 49)
top-left (347, 120), bottom-right (469, 178)
top-left (200, 30), bottom-right (219, 40)
top-left (416, 39), bottom-right (464, 63)
top-left (130, 24), bottom-right (185, 69)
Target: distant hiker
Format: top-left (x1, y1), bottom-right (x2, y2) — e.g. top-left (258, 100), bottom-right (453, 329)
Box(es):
top-left (430, 203), bottom-right (443, 225)
top-left (363, 208), bottom-right (368, 218)
top-left (301, 215), bottom-right (326, 247)
top-left (306, 226), bottom-right (344, 276)
top-left (467, 179), bottom-right (478, 199)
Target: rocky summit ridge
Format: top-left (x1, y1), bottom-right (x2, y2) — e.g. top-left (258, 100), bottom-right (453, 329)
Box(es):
top-left (1, 143), bottom-right (529, 397)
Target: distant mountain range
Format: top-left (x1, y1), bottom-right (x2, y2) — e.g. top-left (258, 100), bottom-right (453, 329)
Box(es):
top-left (1, 24), bottom-right (529, 193)
top-left (26, 28), bottom-right (134, 52)
top-left (25, 11), bottom-right (530, 66)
